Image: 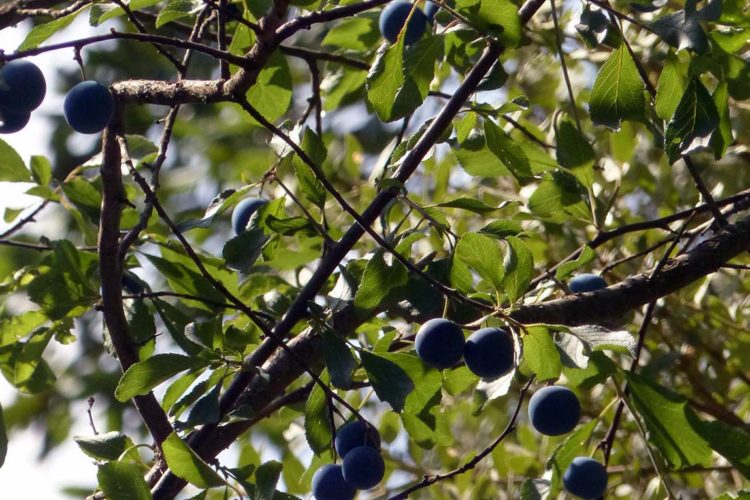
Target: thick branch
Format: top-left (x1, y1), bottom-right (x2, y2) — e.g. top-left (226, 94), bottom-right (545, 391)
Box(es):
top-left (99, 117), bottom-right (173, 448)
top-left (511, 215), bottom-right (750, 326)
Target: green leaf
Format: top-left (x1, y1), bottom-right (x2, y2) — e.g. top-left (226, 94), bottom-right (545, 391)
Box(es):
top-left (454, 134), bottom-right (512, 177)
top-left (18, 8), bottom-right (86, 50)
top-left (321, 331), bottom-right (357, 390)
top-left (664, 77), bottom-right (720, 163)
top-left (479, 220), bottom-right (524, 239)
top-left (545, 420), bottom-right (596, 493)
top-left (13, 327), bottom-right (53, 385)
top-left (502, 236), bottom-right (533, 303)
top-left (360, 351), bottom-right (441, 413)
top-left (528, 171), bottom-right (590, 222)
top-left (156, 0), bottom-right (195, 28)
top-left (97, 462), bottom-right (152, 500)
top-left (322, 15), bottom-right (380, 52)
top-left (222, 229), bottom-right (268, 272)
top-left (254, 461), bottom-right (284, 500)
top-left (522, 328), bottom-right (562, 381)
top-left (649, 6), bottom-right (709, 53)
top-left (459, 0), bottom-right (521, 47)
top-left (555, 119), bottom-right (595, 188)
top-left (292, 128), bottom-right (327, 207)
top-left (554, 246), bottom-right (597, 280)
top-left (29, 156), bottom-right (52, 186)
top-left (245, 51), bottom-right (293, 124)
top-left (710, 82), bottom-right (732, 160)
top-left (655, 52), bottom-right (687, 120)
top-left (454, 232), bottom-right (505, 292)
top-left (354, 250), bottom-right (408, 310)
top-left (115, 354), bottom-right (201, 402)
top-left (366, 35), bottom-right (443, 122)
top-left (75, 432), bottom-right (134, 461)
top-left (626, 372), bottom-right (713, 469)
top-left (589, 44), bottom-right (646, 130)
top-left (0, 404), bottom-right (6, 468)
top-left (162, 432), bottom-right (225, 489)
top-left (89, 0), bottom-right (161, 26)
top-left (691, 418), bottom-right (750, 479)
top-left (304, 371), bottom-right (332, 455)
top-left (185, 381), bottom-right (222, 426)
top-left (0, 138), bottom-right (30, 182)
top-left (568, 325), bottom-right (636, 356)
top-left (435, 197), bottom-right (498, 215)
top-left (27, 240), bottom-right (99, 320)
top-left (484, 120), bottom-right (533, 184)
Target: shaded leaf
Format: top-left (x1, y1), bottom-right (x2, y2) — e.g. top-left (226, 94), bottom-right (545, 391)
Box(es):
top-left (664, 77), bottom-right (719, 163)
top-left (589, 44), bottom-right (646, 129)
top-left (75, 432), bottom-right (134, 461)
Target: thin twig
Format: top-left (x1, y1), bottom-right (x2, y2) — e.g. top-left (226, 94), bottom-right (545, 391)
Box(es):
top-left (388, 378), bottom-right (534, 499)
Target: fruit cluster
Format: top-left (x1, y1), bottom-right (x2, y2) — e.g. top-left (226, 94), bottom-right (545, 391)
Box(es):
top-left (0, 59), bottom-right (115, 135)
top-left (414, 317), bottom-right (608, 498)
top-left (312, 420), bottom-right (385, 500)
top-left (415, 318), bottom-right (514, 378)
top-left (0, 60), bottom-right (46, 134)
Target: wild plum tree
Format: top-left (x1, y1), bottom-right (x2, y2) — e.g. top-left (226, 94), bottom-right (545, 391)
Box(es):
top-left (0, 0), bottom-right (749, 499)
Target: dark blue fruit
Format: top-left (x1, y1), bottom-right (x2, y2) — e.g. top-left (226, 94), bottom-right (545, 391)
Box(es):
top-left (424, 1), bottom-right (439, 21)
top-left (334, 420), bottom-right (381, 458)
top-left (342, 446), bottom-right (385, 489)
top-left (563, 456), bottom-right (608, 499)
top-left (415, 318), bottom-right (465, 369)
top-left (0, 60), bottom-right (46, 112)
top-left (379, 1), bottom-right (427, 45)
top-left (0, 106), bottom-right (30, 134)
top-left (64, 81), bottom-right (115, 134)
top-left (311, 464), bottom-right (356, 500)
top-left (568, 273), bottom-right (607, 293)
top-left (231, 197), bottom-right (267, 235)
top-left (463, 327), bottom-right (514, 379)
top-left (528, 385), bottom-right (581, 436)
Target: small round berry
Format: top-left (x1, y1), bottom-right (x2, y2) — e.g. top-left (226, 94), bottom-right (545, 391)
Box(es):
top-left (342, 446), bottom-right (385, 489)
top-left (568, 273), bottom-right (607, 293)
top-left (463, 327), bottom-right (515, 379)
top-left (334, 420), bottom-right (381, 459)
top-left (0, 106), bottom-right (30, 134)
top-left (415, 318), bottom-right (465, 369)
top-left (0, 60), bottom-right (46, 112)
top-left (311, 464), bottom-right (356, 500)
top-left (64, 81), bottom-right (115, 134)
top-left (563, 456), bottom-right (608, 499)
top-left (528, 386), bottom-right (581, 436)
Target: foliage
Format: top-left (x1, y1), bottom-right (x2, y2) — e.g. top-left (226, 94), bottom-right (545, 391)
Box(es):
top-left (0, 0), bottom-right (749, 498)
